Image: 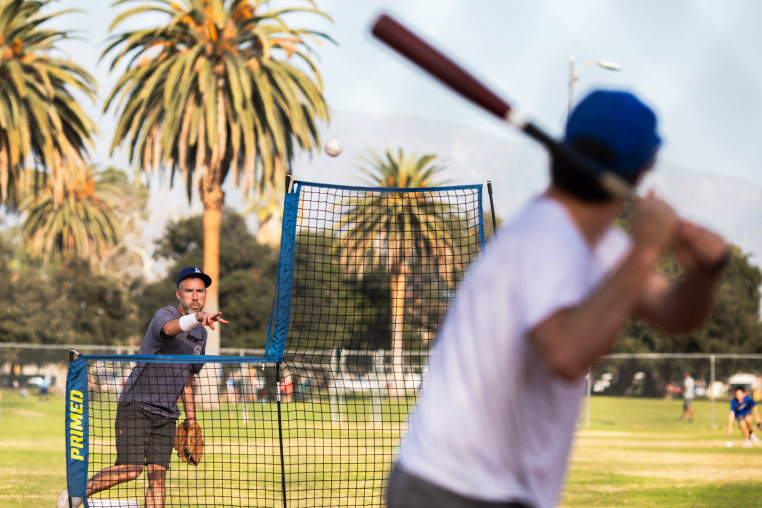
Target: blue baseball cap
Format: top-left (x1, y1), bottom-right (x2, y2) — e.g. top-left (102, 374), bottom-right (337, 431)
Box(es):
top-left (176, 266), bottom-right (212, 288)
top-left (565, 89), bottom-right (661, 179)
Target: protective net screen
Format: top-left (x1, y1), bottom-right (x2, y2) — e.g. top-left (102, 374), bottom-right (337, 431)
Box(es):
top-left (79, 358), bottom-right (284, 507)
top-left (277, 181), bottom-right (485, 506)
top-left (66, 180), bottom-right (488, 507)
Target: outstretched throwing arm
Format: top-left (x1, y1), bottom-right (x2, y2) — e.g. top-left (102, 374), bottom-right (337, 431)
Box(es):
top-left (162, 312), bottom-right (229, 336)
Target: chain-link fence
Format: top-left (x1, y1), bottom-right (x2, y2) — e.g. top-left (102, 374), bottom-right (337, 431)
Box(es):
top-left (0, 343), bottom-right (266, 394)
top-left (6, 344), bottom-right (759, 431)
top-left (585, 353), bottom-right (762, 428)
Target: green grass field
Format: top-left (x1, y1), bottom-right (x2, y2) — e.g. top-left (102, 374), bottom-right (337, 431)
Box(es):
top-left (3, 390), bottom-right (762, 507)
top-left (565, 396), bottom-right (762, 507)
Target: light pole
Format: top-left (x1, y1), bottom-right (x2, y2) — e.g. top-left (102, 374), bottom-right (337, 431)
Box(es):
top-left (568, 56), bottom-right (622, 121)
top-left (572, 56), bottom-right (622, 429)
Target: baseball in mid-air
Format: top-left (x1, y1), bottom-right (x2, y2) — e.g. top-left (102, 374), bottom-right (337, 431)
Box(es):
top-left (325, 139), bottom-right (343, 157)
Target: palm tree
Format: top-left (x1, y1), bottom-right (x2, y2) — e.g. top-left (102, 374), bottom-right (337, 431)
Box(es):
top-left (0, 0), bottom-right (97, 207)
top-left (92, 167), bottom-right (152, 279)
top-left (20, 166), bottom-right (120, 265)
top-left (103, 0), bottom-right (332, 353)
top-left (338, 148), bottom-right (464, 388)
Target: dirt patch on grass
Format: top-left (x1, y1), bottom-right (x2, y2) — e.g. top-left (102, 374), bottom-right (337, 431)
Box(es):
top-left (5, 408), bottom-right (46, 418)
top-left (572, 435), bottom-right (762, 484)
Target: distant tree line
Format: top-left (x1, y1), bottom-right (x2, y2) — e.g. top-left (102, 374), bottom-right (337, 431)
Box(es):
top-left (2, 204), bottom-right (761, 365)
top-left (599, 236), bottom-right (762, 395)
top-left (0, 208), bottom-right (275, 347)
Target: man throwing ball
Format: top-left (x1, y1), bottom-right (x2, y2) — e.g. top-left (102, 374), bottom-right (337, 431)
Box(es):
top-left (58, 267), bottom-right (227, 508)
top-left (387, 90), bottom-right (728, 508)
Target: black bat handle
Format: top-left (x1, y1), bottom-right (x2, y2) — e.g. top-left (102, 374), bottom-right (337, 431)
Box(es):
top-left (521, 121), bottom-right (631, 199)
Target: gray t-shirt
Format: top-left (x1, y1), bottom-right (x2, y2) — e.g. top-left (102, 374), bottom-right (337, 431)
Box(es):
top-left (119, 305), bottom-right (207, 418)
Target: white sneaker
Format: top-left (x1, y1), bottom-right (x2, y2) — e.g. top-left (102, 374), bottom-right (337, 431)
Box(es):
top-left (751, 433), bottom-right (760, 444)
top-left (56, 489), bottom-right (83, 508)
top-left (743, 439), bottom-right (753, 448)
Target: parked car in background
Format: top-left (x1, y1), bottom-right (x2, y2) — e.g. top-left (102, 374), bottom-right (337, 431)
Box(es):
top-left (593, 373), bottom-right (616, 394)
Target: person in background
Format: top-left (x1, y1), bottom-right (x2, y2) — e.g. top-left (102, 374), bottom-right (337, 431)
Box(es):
top-left (38, 375), bottom-right (50, 403)
top-left (727, 386), bottom-right (761, 447)
top-left (678, 372), bottom-right (695, 422)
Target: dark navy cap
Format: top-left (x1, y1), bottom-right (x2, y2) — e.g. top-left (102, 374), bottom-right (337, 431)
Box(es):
top-left (566, 89), bottom-right (661, 178)
top-left (176, 266), bottom-right (212, 288)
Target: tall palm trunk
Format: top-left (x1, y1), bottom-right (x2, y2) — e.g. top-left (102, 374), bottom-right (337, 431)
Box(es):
top-left (390, 266), bottom-right (407, 393)
top-left (202, 80), bottom-right (228, 355)
top-left (202, 174), bottom-right (224, 355)
top-left (199, 170), bottom-right (223, 409)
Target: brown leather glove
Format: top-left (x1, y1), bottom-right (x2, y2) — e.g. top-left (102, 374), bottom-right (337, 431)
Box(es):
top-left (175, 419), bottom-right (204, 466)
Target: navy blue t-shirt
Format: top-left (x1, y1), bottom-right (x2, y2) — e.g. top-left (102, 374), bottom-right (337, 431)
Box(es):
top-left (119, 306), bottom-right (207, 418)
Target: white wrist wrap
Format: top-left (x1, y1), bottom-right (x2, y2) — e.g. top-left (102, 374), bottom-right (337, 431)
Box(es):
top-left (179, 313), bottom-right (200, 332)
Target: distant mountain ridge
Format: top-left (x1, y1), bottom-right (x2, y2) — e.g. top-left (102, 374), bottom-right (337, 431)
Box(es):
top-left (298, 110), bottom-right (762, 265)
top-left (141, 110), bottom-right (762, 276)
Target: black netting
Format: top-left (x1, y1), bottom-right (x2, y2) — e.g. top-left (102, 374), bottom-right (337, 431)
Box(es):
top-left (67, 182), bottom-right (488, 507)
top-left (277, 183), bottom-right (484, 506)
top-left (85, 359), bottom-right (283, 507)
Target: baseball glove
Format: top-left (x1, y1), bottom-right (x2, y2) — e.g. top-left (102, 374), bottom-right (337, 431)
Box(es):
top-left (175, 419), bottom-right (204, 465)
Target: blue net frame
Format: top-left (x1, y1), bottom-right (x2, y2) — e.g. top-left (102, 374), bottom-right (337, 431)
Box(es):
top-left (64, 179), bottom-right (491, 507)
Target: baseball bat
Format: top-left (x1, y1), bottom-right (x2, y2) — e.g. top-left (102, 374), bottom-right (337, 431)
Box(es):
top-left (370, 14), bottom-right (631, 199)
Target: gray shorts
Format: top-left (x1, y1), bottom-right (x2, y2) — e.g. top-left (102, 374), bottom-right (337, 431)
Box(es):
top-left (386, 463), bottom-right (532, 508)
top-left (683, 398), bottom-right (693, 409)
top-left (115, 403), bottom-right (177, 469)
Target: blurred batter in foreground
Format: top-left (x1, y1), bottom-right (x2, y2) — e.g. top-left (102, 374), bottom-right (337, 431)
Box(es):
top-left (388, 90), bottom-right (728, 508)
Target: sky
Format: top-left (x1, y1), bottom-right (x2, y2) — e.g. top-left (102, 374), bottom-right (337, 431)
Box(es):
top-left (42, 0), bottom-right (762, 265)
top-left (313, 0), bottom-right (762, 184)
top-left (50, 0), bottom-right (762, 185)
